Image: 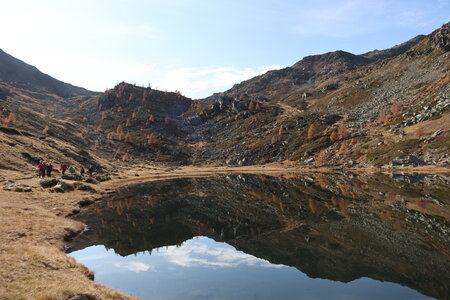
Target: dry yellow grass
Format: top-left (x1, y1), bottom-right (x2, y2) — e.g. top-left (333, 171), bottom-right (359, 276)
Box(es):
top-left (0, 170), bottom-right (135, 300)
top-left (404, 111), bottom-right (450, 137)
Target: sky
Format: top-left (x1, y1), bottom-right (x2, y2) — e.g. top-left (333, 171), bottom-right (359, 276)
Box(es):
top-left (1, 0), bottom-right (449, 99)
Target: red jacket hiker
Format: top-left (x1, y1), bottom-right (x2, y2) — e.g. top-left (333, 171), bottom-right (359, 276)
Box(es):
top-left (38, 162), bottom-right (45, 178)
top-left (60, 164), bottom-right (67, 175)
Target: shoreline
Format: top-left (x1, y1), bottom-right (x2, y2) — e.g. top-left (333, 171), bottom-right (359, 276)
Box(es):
top-left (1, 164), bottom-right (449, 299)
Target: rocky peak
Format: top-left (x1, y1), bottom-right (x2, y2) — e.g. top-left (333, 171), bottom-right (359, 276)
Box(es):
top-left (406, 22), bottom-right (450, 56)
top-left (98, 82), bottom-right (192, 117)
top-left (362, 35), bottom-right (425, 60)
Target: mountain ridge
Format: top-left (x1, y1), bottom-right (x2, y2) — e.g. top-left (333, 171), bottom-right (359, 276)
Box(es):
top-left (0, 48), bottom-right (95, 97)
top-left (0, 22), bottom-right (448, 170)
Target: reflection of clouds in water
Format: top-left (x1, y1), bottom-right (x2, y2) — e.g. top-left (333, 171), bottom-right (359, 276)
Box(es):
top-left (114, 261), bottom-right (154, 273)
top-left (157, 241), bottom-right (283, 269)
top-left (75, 253), bottom-right (109, 262)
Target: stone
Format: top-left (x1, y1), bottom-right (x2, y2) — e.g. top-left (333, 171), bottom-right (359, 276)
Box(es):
top-left (391, 155), bottom-right (425, 167)
top-left (391, 173), bottom-right (426, 184)
top-left (95, 175), bottom-right (111, 182)
top-left (321, 114), bottom-right (342, 125)
top-left (40, 178), bottom-right (59, 188)
top-left (78, 199), bottom-right (94, 207)
top-left (76, 184), bottom-right (97, 193)
top-left (69, 295), bottom-right (95, 300)
top-left (62, 174), bottom-right (83, 181)
top-left (4, 183), bottom-right (33, 192)
top-left (84, 177), bottom-right (98, 184)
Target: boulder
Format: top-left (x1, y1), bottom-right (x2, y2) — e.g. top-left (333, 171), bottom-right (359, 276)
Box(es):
top-left (40, 178), bottom-right (59, 188)
top-left (4, 183), bottom-right (32, 192)
top-left (321, 114), bottom-right (343, 125)
top-left (95, 175), bottom-right (111, 182)
top-left (62, 174), bottom-right (83, 181)
top-left (76, 183), bottom-right (97, 193)
top-left (78, 198), bottom-right (94, 207)
top-left (69, 295), bottom-right (95, 300)
top-left (84, 177), bottom-right (98, 184)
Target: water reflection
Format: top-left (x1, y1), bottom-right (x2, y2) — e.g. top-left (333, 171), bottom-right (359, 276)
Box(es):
top-left (68, 173), bottom-right (450, 299)
top-left (70, 237), bottom-right (431, 300)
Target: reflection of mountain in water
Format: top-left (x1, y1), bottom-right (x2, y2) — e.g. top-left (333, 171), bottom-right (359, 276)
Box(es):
top-left (68, 173), bottom-right (450, 299)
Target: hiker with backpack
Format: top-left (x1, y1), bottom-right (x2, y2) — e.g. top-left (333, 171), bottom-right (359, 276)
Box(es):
top-left (45, 163), bottom-right (53, 177)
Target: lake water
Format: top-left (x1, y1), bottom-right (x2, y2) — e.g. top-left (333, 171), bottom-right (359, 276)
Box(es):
top-left (67, 173), bottom-right (450, 299)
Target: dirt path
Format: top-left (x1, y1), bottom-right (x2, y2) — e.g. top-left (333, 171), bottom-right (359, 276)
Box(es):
top-left (277, 102), bottom-right (303, 122)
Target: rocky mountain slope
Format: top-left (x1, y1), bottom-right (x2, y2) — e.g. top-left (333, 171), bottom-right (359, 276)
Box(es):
top-left (0, 52), bottom-right (105, 175)
top-left (189, 22), bottom-right (449, 166)
top-left (0, 22), bottom-right (449, 170)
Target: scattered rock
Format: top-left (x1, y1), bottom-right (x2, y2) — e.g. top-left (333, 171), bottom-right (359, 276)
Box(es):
top-left (391, 155), bottom-right (425, 167)
top-left (3, 183), bottom-right (32, 192)
top-left (344, 160), bottom-right (357, 167)
top-left (397, 88), bottom-right (450, 128)
top-left (424, 129), bottom-right (443, 143)
top-left (391, 173), bottom-right (426, 184)
top-left (321, 114), bottom-right (342, 125)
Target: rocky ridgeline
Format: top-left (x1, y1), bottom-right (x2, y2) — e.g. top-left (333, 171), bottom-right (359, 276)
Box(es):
top-left (97, 82), bottom-right (191, 117)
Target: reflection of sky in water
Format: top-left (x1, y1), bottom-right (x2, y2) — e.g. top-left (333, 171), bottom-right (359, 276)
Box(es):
top-left (69, 237), bottom-right (431, 300)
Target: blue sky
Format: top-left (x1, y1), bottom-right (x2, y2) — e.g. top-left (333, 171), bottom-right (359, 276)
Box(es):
top-left (1, 0), bottom-right (449, 98)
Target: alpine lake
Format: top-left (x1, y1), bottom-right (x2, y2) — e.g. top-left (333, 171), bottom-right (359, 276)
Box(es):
top-left (67, 172), bottom-right (450, 300)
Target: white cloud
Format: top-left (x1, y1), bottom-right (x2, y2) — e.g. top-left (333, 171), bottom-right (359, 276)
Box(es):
top-left (155, 65), bottom-right (284, 99)
top-left (157, 240), bottom-right (284, 269)
top-left (114, 261), bottom-right (154, 273)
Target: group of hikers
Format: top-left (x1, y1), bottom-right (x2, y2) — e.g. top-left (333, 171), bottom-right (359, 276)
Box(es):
top-left (38, 161), bottom-right (94, 178)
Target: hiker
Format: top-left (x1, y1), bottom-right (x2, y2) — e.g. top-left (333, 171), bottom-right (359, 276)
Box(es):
top-left (60, 163), bottom-right (67, 175)
top-left (38, 161), bottom-right (45, 178)
top-left (80, 167), bottom-right (85, 176)
top-left (88, 165), bottom-right (94, 177)
top-left (46, 163), bottom-right (53, 177)
top-left (43, 163), bottom-right (48, 177)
